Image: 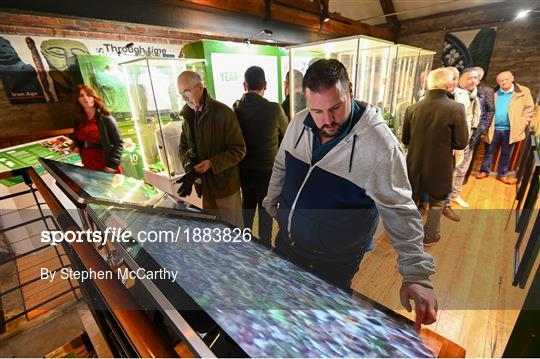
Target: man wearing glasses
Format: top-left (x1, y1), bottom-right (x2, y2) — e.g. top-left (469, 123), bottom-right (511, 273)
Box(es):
top-left (176, 71), bottom-right (246, 228)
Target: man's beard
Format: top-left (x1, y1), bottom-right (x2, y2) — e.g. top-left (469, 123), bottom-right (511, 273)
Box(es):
top-left (317, 121), bottom-right (343, 138)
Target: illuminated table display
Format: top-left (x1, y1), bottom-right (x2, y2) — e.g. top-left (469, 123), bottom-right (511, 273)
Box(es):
top-left (39, 158), bottom-right (206, 218)
top-left (95, 207), bottom-right (432, 358)
top-left (286, 36), bottom-right (434, 136)
top-left (118, 57), bottom-right (206, 197)
top-left (0, 136), bottom-right (79, 187)
top-left (41, 159), bottom-right (439, 357)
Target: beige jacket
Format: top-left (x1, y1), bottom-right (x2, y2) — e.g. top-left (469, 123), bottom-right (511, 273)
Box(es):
top-left (488, 83), bottom-right (535, 144)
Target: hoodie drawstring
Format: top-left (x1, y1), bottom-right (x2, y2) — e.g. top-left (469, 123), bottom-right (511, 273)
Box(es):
top-left (294, 126), bottom-right (306, 149)
top-left (349, 134), bottom-right (357, 173)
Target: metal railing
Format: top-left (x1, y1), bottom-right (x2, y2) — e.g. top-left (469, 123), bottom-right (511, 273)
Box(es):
top-left (24, 166), bottom-right (177, 357)
top-left (0, 168), bottom-right (79, 335)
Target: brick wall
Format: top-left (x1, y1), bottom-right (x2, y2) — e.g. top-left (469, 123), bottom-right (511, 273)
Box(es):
top-left (398, 1), bottom-right (540, 99)
top-left (3, 4), bottom-right (538, 139)
top-left (0, 79), bottom-right (75, 138)
top-left (0, 11), bottom-right (247, 139)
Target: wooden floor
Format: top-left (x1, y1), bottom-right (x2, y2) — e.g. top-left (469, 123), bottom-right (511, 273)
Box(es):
top-left (1, 245), bottom-right (79, 333)
top-left (16, 246), bottom-right (80, 320)
top-left (351, 175), bottom-right (539, 358)
top-left (45, 333), bottom-right (94, 358)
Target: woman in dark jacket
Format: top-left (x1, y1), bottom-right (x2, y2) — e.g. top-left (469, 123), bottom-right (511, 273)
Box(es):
top-left (73, 85), bottom-right (123, 173)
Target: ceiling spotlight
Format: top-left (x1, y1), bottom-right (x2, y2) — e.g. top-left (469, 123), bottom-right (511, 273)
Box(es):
top-left (321, 8), bottom-right (330, 22)
top-left (244, 29), bottom-right (273, 45)
top-left (318, 0), bottom-right (330, 23)
top-left (515, 9), bottom-right (540, 20)
top-left (516, 9), bottom-right (530, 19)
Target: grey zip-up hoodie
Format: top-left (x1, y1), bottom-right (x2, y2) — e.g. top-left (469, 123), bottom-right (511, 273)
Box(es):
top-left (263, 102), bottom-right (435, 288)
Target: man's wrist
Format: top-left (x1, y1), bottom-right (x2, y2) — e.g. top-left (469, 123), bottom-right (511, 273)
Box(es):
top-left (402, 279), bottom-right (433, 289)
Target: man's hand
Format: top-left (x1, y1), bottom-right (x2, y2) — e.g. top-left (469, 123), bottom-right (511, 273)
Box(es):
top-left (194, 160), bottom-right (212, 174)
top-left (400, 283), bottom-right (437, 331)
top-left (103, 166), bottom-right (116, 173)
top-left (262, 197), bottom-right (278, 219)
top-left (177, 171), bottom-right (198, 197)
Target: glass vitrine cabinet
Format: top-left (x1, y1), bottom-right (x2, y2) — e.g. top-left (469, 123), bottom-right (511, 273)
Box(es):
top-left (119, 57), bottom-right (206, 195)
top-left (287, 37), bottom-right (435, 137)
top-left (286, 35), bottom-right (394, 119)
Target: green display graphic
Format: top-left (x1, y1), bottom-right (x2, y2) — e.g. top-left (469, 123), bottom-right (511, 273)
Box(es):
top-left (0, 136), bottom-right (80, 187)
top-left (74, 55), bottom-right (132, 116)
top-left (121, 138), bottom-right (144, 179)
top-left (183, 40), bottom-right (286, 104)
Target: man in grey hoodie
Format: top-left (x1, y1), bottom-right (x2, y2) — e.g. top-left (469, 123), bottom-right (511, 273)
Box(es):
top-left (263, 59), bottom-right (437, 330)
top-left (234, 66), bottom-right (288, 245)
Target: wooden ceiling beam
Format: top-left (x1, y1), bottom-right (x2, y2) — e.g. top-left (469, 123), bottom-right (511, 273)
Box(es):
top-left (272, 0), bottom-right (320, 14)
top-left (378, 0), bottom-right (400, 34)
top-left (180, 0), bottom-right (395, 41)
top-left (399, 0), bottom-right (536, 36)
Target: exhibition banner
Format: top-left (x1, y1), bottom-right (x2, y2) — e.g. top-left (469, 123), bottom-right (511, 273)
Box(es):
top-left (211, 52), bottom-right (280, 106)
top-left (0, 34), bottom-right (182, 104)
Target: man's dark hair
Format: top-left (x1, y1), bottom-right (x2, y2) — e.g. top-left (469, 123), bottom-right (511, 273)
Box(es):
top-left (244, 66), bottom-right (266, 91)
top-left (302, 59), bottom-right (350, 93)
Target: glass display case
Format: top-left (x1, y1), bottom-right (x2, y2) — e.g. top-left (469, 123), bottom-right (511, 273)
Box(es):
top-left (119, 57), bottom-right (206, 196)
top-left (182, 40), bottom-right (286, 107)
top-left (413, 49), bottom-right (436, 104)
top-left (286, 37), bottom-right (435, 138)
top-left (70, 55), bottom-right (144, 179)
top-left (386, 46), bottom-right (435, 139)
top-left (386, 45), bottom-right (419, 138)
top-left (286, 35), bottom-right (394, 119)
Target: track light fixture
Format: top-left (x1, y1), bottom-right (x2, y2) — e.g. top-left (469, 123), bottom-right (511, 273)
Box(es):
top-left (243, 29), bottom-right (273, 44)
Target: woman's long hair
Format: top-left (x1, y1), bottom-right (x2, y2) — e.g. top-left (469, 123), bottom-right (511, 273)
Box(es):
top-left (74, 84), bottom-right (111, 118)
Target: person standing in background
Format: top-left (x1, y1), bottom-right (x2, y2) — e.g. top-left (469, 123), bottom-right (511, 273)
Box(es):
top-left (402, 68), bottom-right (468, 246)
top-left (234, 66), bottom-right (288, 246)
top-left (282, 69), bottom-right (306, 120)
top-left (443, 68), bottom-right (480, 221)
top-left (470, 66), bottom-right (495, 147)
top-left (177, 71), bottom-right (246, 227)
top-left (73, 85), bottom-right (123, 174)
top-left (476, 71), bottom-right (535, 184)
top-left (464, 66), bottom-right (495, 183)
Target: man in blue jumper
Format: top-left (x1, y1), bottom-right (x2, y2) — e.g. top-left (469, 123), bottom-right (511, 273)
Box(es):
top-left (476, 71), bottom-right (534, 183)
top-left (263, 59), bottom-right (437, 330)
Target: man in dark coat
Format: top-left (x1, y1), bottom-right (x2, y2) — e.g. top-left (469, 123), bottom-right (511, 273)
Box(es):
top-left (470, 66), bottom-right (495, 148)
top-left (177, 71), bottom-right (246, 228)
top-left (402, 67), bottom-right (468, 246)
top-left (464, 66), bottom-right (494, 183)
top-left (233, 66), bottom-right (288, 245)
